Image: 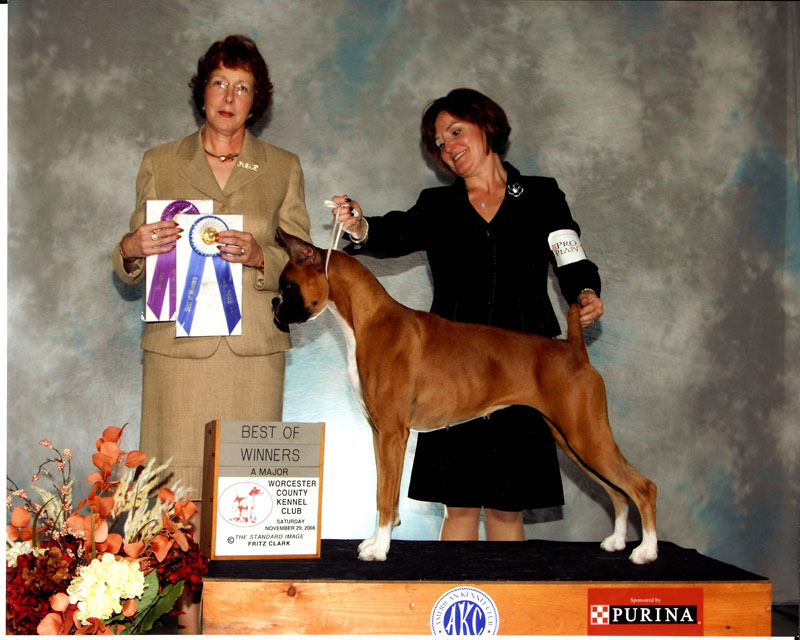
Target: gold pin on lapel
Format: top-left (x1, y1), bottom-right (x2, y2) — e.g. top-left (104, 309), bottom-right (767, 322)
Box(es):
top-left (237, 160), bottom-right (259, 172)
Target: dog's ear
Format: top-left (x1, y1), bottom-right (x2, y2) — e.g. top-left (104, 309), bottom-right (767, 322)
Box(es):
top-left (276, 227), bottom-right (324, 270)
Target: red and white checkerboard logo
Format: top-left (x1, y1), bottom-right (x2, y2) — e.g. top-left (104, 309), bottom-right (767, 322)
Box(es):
top-left (590, 605), bottom-right (610, 625)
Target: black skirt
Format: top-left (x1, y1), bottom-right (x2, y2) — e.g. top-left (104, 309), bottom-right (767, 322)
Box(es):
top-left (407, 405), bottom-right (565, 511)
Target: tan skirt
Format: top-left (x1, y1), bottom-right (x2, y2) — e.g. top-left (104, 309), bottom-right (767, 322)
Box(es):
top-left (140, 341), bottom-right (286, 499)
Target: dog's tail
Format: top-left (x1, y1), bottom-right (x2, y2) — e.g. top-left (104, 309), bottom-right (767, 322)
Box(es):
top-left (566, 303), bottom-right (588, 357)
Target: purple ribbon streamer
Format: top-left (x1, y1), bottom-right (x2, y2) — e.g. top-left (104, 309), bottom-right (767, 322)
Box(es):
top-left (146, 200), bottom-right (199, 319)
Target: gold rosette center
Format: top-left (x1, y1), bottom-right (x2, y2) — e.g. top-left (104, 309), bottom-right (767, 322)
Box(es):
top-left (201, 227), bottom-right (219, 245)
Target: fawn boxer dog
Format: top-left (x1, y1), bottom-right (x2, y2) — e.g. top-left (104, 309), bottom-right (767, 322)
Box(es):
top-left (272, 228), bottom-right (658, 564)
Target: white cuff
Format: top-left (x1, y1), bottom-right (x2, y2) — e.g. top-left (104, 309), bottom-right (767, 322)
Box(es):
top-left (348, 219), bottom-right (369, 244)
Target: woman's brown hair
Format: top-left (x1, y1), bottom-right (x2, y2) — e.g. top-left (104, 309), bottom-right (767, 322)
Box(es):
top-left (190, 35), bottom-right (273, 126)
top-left (420, 88), bottom-right (511, 173)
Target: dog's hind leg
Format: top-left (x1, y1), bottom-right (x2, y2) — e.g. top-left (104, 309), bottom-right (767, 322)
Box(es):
top-left (576, 447), bottom-right (657, 564)
top-left (545, 413), bottom-right (658, 564)
top-left (550, 435), bottom-right (630, 550)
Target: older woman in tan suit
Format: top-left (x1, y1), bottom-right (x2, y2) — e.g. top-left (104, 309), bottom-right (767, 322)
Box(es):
top-left (112, 36), bottom-right (310, 629)
top-left (114, 33), bottom-right (310, 494)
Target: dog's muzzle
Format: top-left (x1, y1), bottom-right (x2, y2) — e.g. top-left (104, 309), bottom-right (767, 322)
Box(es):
top-left (271, 295), bottom-right (291, 332)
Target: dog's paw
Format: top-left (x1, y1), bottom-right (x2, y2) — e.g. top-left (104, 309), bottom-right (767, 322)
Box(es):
top-left (357, 537), bottom-right (388, 561)
top-left (600, 532), bottom-right (627, 553)
top-left (357, 524), bottom-right (393, 561)
top-left (629, 538), bottom-right (658, 564)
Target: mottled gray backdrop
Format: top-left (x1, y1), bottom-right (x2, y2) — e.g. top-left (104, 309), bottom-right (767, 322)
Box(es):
top-left (7, 0), bottom-right (799, 605)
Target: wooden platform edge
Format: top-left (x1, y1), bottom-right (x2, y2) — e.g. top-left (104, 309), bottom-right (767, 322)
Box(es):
top-left (201, 578), bottom-right (772, 636)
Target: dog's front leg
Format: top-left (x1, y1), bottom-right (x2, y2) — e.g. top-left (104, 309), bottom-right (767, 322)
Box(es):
top-left (357, 423), bottom-right (409, 561)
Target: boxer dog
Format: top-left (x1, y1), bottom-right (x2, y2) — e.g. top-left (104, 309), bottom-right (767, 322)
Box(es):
top-left (272, 228), bottom-right (657, 564)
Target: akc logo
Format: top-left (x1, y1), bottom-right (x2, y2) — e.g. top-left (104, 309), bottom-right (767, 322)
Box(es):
top-left (430, 586), bottom-right (499, 635)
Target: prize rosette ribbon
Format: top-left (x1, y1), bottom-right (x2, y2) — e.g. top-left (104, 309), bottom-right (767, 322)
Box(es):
top-left (146, 200), bottom-right (200, 320)
top-left (177, 215), bottom-right (242, 335)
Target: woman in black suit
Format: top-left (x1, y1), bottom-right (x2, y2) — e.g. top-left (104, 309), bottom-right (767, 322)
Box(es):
top-left (330, 88), bottom-right (603, 541)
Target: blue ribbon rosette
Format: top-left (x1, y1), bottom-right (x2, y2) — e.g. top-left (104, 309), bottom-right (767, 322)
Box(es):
top-left (177, 215), bottom-right (242, 335)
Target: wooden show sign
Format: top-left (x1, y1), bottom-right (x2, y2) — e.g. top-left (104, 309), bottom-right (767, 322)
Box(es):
top-left (201, 420), bottom-right (324, 560)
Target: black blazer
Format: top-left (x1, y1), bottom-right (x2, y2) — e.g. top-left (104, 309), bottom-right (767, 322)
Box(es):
top-left (347, 162), bottom-right (601, 338)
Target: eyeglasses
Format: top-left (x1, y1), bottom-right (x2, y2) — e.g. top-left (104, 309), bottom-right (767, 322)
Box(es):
top-left (208, 79), bottom-right (255, 97)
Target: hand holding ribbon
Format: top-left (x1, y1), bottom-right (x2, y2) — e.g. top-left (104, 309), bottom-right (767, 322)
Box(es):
top-left (145, 201), bottom-right (196, 320)
top-left (123, 215), bottom-right (185, 260)
top-left (177, 215), bottom-right (242, 335)
top-left (216, 229), bottom-right (264, 269)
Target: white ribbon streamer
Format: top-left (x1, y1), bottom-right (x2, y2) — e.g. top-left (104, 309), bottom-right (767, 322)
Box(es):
top-left (324, 200), bottom-right (343, 277)
top-left (324, 199), bottom-right (362, 277)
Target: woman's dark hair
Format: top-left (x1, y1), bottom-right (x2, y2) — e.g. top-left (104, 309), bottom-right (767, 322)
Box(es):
top-left (420, 88), bottom-right (511, 173)
top-left (189, 35), bottom-right (273, 126)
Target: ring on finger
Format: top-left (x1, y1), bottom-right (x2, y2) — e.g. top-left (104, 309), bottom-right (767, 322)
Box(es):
top-left (151, 232), bottom-right (159, 241)
top-left (240, 247), bottom-right (245, 256)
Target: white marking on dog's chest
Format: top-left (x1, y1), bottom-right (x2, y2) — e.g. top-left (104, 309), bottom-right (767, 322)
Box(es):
top-left (327, 302), bottom-right (367, 413)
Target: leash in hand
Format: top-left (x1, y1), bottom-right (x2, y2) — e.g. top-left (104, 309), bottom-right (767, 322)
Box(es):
top-left (324, 199), bottom-right (360, 276)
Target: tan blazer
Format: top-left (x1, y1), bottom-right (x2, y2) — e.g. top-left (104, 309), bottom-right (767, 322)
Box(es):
top-left (112, 128), bottom-right (311, 358)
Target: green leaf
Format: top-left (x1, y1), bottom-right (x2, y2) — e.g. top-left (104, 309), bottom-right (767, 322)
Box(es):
top-left (134, 570), bottom-right (161, 614)
top-left (126, 579), bottom-right (185, 635)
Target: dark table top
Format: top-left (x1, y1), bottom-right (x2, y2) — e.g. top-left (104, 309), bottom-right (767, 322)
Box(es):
top-left (206, 538), bottom-right (768, 583)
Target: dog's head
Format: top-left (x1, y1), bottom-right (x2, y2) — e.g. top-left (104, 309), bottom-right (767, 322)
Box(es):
top-left (272, 228), bottom-right (330, 327)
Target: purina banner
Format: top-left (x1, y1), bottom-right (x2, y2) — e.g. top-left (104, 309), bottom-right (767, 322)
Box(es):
top-left (588, 587), bottom-right (704, 635)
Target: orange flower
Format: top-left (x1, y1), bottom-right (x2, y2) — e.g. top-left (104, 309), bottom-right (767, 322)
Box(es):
top-left (91, 453), bottom-right (113, 479)
top-left (101, 532), bottom-right (123, 554)
top-left (172, 528), bottom-right (189, 552)
top-left (36, 596), bottom-right (77, 635)
top-left (101, 425), bottom-right (125, 444)
top-left (174, 500), bottom-right (197, 526)
top-left (66, 512), bottom-right (109, 554)
top-left (122, 598), bottom-right (138, 617)
top-left (123, 541), bottom-right (145, 558)
top-left (50, 593), bottom-right (71, 612)
top-left (92, 442), bottom-right (121, 472)
top-left (125, 450), bottom-right (146, 468)
top-left (7, 506), bottom-right (34, 541)
top-left (73, 614), bottom-right (113, 635)
top-left (83, 494), bottom-right (115, 519)
top-left (150, 534), bottom-right (173, 563)
top-left (158, 487), bottom-right (175, 504)
top-left (37, 612), bottom-right (68, 635)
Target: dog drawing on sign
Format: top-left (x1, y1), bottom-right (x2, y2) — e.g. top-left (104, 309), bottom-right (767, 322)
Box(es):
top-left (271, 228), bottom-right (657, 564)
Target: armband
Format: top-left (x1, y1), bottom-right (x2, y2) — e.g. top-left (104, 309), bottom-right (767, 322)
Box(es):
top-left (547, 229), bottom-right (587, 267)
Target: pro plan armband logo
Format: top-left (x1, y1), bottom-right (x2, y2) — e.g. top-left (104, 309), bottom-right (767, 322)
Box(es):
top-left (547, 228), bottom-right (587, 267)
top-left (430, 586), bottom-right (499, 635)
top-left (588, 587), bottom-right (703, 636)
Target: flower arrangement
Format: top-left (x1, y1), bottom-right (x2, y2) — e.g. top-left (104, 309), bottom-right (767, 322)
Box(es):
top-left (6, 425), bottom-right (208, 635)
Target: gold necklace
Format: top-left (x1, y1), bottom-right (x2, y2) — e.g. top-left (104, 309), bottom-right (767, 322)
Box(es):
top-left (204, 148), bottom-right (240, 162)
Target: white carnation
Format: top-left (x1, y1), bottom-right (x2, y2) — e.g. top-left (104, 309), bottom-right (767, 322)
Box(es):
top-left (5, 540), bottom-right (45, 567)
top-left (67, 552), bottom-right (146, 624)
